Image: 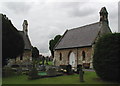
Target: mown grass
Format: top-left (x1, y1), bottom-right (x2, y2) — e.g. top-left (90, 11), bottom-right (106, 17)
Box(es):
top-left (2, 71), bottom-right (118, 84)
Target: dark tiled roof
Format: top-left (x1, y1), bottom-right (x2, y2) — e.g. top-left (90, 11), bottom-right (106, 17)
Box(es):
top-left (19, 31), bottom-right (32, 50)
top-left (55, 22), bottom-right (101, 50)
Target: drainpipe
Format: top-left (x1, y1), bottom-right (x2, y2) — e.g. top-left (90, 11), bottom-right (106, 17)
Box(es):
top-left (77, 48), bottom-right (78, 66)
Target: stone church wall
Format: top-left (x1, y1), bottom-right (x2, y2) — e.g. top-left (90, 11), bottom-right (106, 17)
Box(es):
top-left (16, 50), bottom-right (32, 64)
top-left (54, 46), bottom-right (93, 68)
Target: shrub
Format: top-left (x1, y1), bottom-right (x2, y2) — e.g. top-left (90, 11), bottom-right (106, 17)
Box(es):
top-left (60, 65), bottom-right (73, 74)
top-left (2, 14), bottom-right (24, 67)
top-left (28, 67), bottom-right (39, 80)
top-left (16, 67), bottom-right (22, 75)
top-left (60, 65), bottom-right (67, 70)
top-left (2, 67), bottom-right (15, 77)
top-left (46, 68), bottom-right (57, 77)
top-left (93, 33), bottom-right (120, 82)
top-left (66, 65), bottom-right (73, 75)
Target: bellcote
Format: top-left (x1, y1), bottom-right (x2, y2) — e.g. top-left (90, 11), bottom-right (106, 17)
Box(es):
top-left (23, 20), bottom-right (28, 35)
top-left (99, 7), bottom-right (108, 24)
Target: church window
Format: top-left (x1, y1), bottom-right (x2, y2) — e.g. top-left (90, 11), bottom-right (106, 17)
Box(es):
top-left (60, 53), bottom-right (62, 61)
top-left (82, 51), bottom-right (85, 61)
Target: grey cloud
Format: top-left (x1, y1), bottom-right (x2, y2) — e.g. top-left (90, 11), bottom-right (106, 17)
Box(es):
top-left (70, 7), bottom-right (96, 17)
top-left (3, 2), bottom-right (32, 14)
top-left (67, 3), bottom-right (97, 17)
top-left (56, 2), bottom-right (88, 8)
top-left (109, 8), bottom-right (118, 20)
top-left (54, 2), bottom-right (96, 17)
top-left (37, 44), bottom-right (48, 53)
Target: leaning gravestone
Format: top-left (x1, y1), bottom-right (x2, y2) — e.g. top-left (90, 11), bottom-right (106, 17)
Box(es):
top-left (78, 65), bottom-right (85, 82)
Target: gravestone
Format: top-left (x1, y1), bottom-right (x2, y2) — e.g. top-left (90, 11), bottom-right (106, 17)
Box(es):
top-left (46, 68), bottom-right (57, 77)
top-left (77, 64), bottom-right (82, 74)
top-left (78, 65), bottom-right (85, 82)
top-left (39, 65), bottom-right (46, 71)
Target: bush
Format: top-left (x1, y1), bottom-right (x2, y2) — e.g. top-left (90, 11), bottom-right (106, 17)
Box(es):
top-left (60, 65), bottom-right (67, 70)
top-left (60, 65), bottom-right (73, 74)
top-left (66, 65), bottom-right (73, 75)
top-left (93, 33), bottom-right (120, 82)
top-left (2, 67), bottom-right (15, 77)
top-left (28, 67), bottom-right (39, 80)
top-left (16, 67), bottom-right (22, 75)
top-left (46, 68), bottom-right (57, 77)
top-left (2, 14), bottom-right (24, 67)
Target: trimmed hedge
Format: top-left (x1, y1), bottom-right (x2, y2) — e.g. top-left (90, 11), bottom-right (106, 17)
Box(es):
top-left (2, 14), bottom-right (24, 66)
top-left (93, 33), bottom-right (120, 82)
top-left (2, 67), bottom-right (15, 77)
top-left (28, 67), bottom-right (39, 80)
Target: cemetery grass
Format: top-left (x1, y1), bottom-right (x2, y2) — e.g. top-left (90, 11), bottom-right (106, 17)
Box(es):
top-left (2, 71), bottom-right (118, 84)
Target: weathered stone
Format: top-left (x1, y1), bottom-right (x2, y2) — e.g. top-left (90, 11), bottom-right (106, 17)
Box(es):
top-left (54, 47), bottom-right (93, 68)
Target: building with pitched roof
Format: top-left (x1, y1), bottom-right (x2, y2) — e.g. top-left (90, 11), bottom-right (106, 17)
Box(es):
top-left (8, 20), bottom-right (32, 66)
top-left (53, 7), bottom-right (112, 68)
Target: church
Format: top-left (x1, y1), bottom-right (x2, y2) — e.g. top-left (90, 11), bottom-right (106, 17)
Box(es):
top-left (8, 20), bottom-right (32, 66)
top-left (53, 7), bottom-right (112, 68)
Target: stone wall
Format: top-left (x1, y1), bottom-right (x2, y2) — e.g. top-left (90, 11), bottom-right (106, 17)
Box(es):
top-left (22, 50), bottom-right (32, 62)
top-left (16, 50), bottom-right (32, 64)
top-left (54, 46), bottom-right (93, 68)
top-left (8, 50), bottom-right (32, 65)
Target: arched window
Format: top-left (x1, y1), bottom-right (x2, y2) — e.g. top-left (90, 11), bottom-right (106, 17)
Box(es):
top-left (60, 53), bottom-right (62, 61)
top-left (82, 51), bottom-right (85, 61)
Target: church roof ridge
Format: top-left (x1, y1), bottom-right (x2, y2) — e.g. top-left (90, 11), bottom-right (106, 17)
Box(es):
top-left (68, 22), bottom-right (100, 31)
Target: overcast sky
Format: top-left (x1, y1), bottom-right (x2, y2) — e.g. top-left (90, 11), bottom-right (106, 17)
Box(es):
top-left (0, 0), bottom-right (119, 56)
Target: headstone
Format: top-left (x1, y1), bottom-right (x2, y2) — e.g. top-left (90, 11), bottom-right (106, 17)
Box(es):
top-left (77, 64), bottom-right (82, 74)
top-left (79, 66), bottom-right (85, 82)
top-left (46, 67), bottom-right (57, 77)
top-left (39, 65), bottom-right (46, 71)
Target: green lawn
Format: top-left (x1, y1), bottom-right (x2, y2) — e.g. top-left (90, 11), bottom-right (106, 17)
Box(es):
top-left (2, 71), bottom-right (118, 84)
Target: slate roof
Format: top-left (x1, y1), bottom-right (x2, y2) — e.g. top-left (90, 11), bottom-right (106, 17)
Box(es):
top-left (19, 31), bottom-right (32, 50)
top-left (55, 22), bottom-right (101, 50)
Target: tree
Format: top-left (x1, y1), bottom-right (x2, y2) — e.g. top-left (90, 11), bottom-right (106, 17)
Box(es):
top-left (93, 33), bottom-right (120, 82)
top-left (2, 14), bottom-right (24, 67)
top-left (45, 56), bottom-right (49, 65)
top-left (32, 47), bottom-right (39, 67)
top-left (49, 35), bottom-right (62, 57)
top-left (32, 47), bottom-right (39, 60)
